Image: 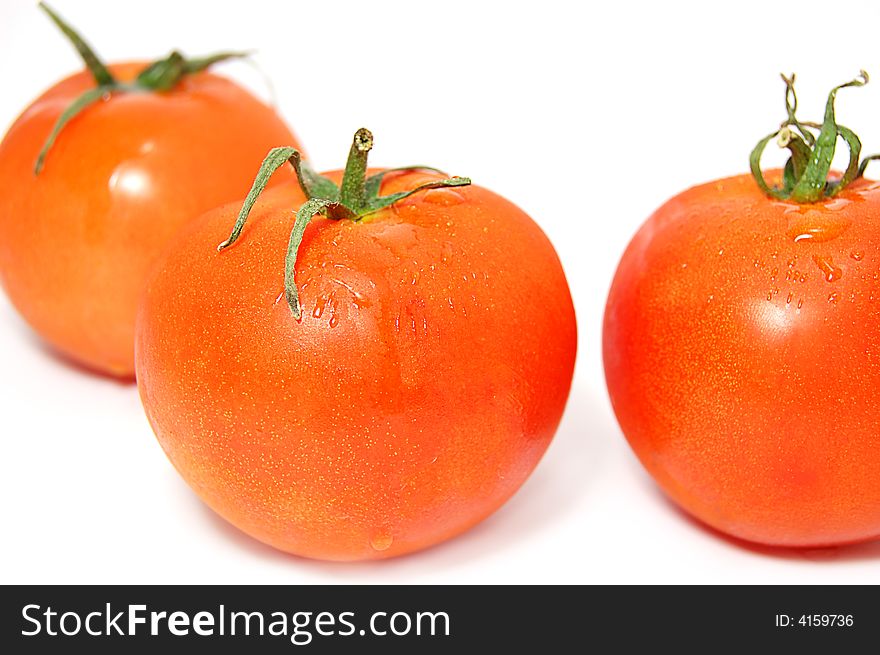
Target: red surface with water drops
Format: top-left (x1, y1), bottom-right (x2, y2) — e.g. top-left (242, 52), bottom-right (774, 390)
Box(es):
top-left (135, 169), bottom-right (577, 560)
top-left (604, 172), bottom-right (880, 547)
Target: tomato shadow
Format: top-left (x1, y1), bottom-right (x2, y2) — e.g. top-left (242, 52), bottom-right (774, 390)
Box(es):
top-left (310, 383), bottom-right (610, 578)
top-left (189, 383), bottom-right (610, 577)
top-left (34, 339), bottom-right (134, 384)
top-left (9, 317), bottom-right (135, 385)
top-left (193, 499), bottom-right (300, 565)
top-left (648, 484), bottom-right (880, 563)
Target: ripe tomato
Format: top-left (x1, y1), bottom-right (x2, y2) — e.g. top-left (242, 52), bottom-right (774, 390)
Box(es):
top-left (604, 73), bottom-right (880, 547)
top-left (0, 5), bottom-right (300, 377)
top-left (135, 130), bottom-right (577, 560)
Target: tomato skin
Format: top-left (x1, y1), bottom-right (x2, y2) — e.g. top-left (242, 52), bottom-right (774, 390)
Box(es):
top-left (604, 172), bottom-right (880, 547)
top-left (0, 62), bottom-right (300, 377)
top-left (135, 170), bottom-right (576, 560)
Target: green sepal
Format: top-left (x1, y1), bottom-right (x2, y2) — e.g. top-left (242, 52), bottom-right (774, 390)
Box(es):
top-left (291, 154), bottom-right (339, 202)
top-left (137, 50), bottom-right (249, 92)
top-left (749, 131), bottom-right (785, 200)
top-left (218, 129), bottom-right (473, 316)
top-left (827, 124), bottom-right (862, 197)
top-left (858, 154), bottom-right (880, 178)
top-left (35, 3), bottom-right (252, 174)
top-left (285, 198), bottom-right (354, 319)
top-left (218, 147), bottom-right (300, 250)
top-left (363, 176), bottom-right (472, 215)
top-left (39, 3), bottom-right (115, 87)
top-left (749, 71), bottom-right (875, 203)
top-left (364, 166), bottom-right (447, 199)
top-left (34, 86), bottom-right (110, 174)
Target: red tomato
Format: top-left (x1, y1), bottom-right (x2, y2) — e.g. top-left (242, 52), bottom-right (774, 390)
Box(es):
top-left (0, 6), bottom-right (300, 377)
top-left (604, 73), bottom-right (880, 547)
top-left (135, 132), bottom-right (577, 560)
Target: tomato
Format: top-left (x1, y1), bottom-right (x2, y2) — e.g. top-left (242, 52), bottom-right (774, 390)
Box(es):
top-left (603, 73), bottom-right (880, 547)
top-left (0, 5), bottom-right (300, 377)
top-left (135, 130), bottom-right (577, 560)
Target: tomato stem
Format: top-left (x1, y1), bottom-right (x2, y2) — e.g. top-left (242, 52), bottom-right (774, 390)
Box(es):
top-left (218, 129), bottom-right (471, 318)
top-left (34, 4), bottom-right (249, 174)
top-left (750, 71), bottom-right (878, 202)
top-left (339, 129), bottom-right (374, 210)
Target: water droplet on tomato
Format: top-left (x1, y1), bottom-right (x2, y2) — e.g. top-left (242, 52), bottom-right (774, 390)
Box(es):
top-left (329, 314), bottom-right (339, 328)
top-left (786, 292), bottom-right (793, 305)
top-left (330, 277), bottom-right (372, 309)
top-left (787, 210), bottom-right (851, 243)
top-left (423, 189), bottom-right (465, 206)
top-left (369, 222), bottom-right (420, 257)
top-left (823, 198), bottom-right (852, 211)
top-left (813, 255), bottom-right (842, 282)
top-left (828, 292), bottom-right (839, 304)
top-left (370, 533), bottom-right (393, 551)
top-left (440, 241), bottom-right (456, 264)
top-left (780, 198), bottom-right (852, 213)
top-left (851, 251), bottom-right (864, 261)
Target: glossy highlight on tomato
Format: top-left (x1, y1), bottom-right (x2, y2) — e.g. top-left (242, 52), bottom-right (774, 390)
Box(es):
top-left (605, 171), bottom-right (880, 547)
top-left (0, 7), bottom-right (301, 377)
top-left (135, 138), bottom-right (577, 560)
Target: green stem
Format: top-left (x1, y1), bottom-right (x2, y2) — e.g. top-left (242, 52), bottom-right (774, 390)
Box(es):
top-left (35, 86), bottom-right (110, 174)
top-left (285, 198), bottom-right (335, 319)
top-left (749, 131), bottom-right (784, 199)
top-left (34, 3), bottom-right (252, 175)
top-left (293, 153), bottom-right (340, 201)
top-left (779, 129), bottom-right (811, 176)
top-left (750, 71), bottom-right (874, 202)
top-left (777, 128), bottom-right (811, 191)
top-left (135, 51), bottom-right (187, 92)
top-left (858, 154), bottom-right (880, 178)
top-left (184, 51), bottom-right (253, 75)
top-left (39, 2), bottom-right (115, 87)
top-left (137, 50), bottom-right (248, 92)
top-left (361, 176), bottom-right (471, 216)
top-left (218, 129), bottom-right (473, 316)
top-left (828, 124), bottom-right (862, 196)
top-left (364, 166), bottom-right (447, 198)
top-left (789, 72), bottom-right (867, 203)
top-left (338, 128), bottom-right (374, 210)
top-left (218, 147), bottom-right (300, 250)
top-left (781, 74), bottom-right (815, 147)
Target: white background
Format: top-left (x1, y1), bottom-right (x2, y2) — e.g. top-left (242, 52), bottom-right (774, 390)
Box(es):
top-left (1, 0), bottom-right (879, 584)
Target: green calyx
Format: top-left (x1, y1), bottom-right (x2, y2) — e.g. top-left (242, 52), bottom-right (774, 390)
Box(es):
top-left (750, 71), bottom-right (879, 203)
top-left (217, 128), bottom-right (472, 319)
top-left (35, 2), bottom-right (248, 174)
